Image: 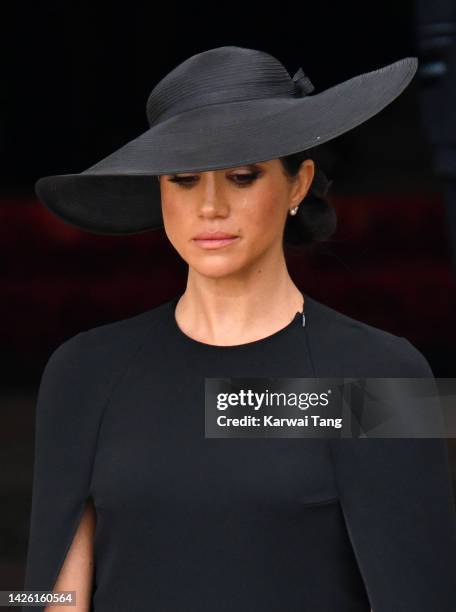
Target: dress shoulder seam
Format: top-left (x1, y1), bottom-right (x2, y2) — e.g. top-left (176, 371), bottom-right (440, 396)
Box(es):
top-left (86, 311), bottom-right (162, 494)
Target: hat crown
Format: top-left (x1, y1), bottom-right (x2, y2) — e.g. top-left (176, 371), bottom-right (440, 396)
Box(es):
top-left (146, 46), bottom-right (300, 127)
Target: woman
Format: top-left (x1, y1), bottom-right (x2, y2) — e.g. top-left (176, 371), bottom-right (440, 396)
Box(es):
top-left (23, 46), bottom-right (456, 611)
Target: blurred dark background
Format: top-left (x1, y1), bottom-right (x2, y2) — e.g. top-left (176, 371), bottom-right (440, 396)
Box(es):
top-left (2, 0), bottom-right (456, 594)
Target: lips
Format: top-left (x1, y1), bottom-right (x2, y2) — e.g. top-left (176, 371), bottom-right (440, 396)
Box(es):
top-left (192, 232), bottom-right (240, 250)
top-left (193, 231), bottom-right (238, 240)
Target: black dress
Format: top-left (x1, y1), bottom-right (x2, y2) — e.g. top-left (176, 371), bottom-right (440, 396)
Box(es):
top-left (22, 292), bottom-right (456, 611)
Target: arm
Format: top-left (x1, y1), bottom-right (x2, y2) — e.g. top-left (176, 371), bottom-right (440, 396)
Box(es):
top-left (22, 312), bottom-right (152, 612)
top-left (22, 332), bottom-right (103, 612)
top-left (329, 338), bottom-right (456, 611)
top-left (44, 499), bottom-right (96, 612)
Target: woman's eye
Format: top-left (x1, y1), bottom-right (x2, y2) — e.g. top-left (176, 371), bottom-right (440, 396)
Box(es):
top-left (231, 172), bottom-right (260, 185)
top-left (168, 176), bottom-right (196, 187)
top-left (168, 172), bottom-right (260, 188)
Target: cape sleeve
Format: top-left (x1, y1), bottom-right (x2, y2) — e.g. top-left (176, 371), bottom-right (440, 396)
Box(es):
top-left (328, 338), bottom-right (456, 611)
top-left (22, 331), bottom-right (105, 612)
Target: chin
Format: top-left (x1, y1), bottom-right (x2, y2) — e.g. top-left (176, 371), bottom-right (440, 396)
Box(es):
top-left (188, 258), bottom-right (247, 279)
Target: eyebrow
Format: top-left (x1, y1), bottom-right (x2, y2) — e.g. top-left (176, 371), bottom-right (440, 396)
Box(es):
top-left (240, 163), bottom-right (262, 170)
top-left (228, 163), bottom-right (263, 172)
top-left (169, 163), bottom-right (263, 178)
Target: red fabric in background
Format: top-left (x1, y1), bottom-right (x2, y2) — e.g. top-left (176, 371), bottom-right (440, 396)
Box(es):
top-left (1, 192), bottom-right (455, 357)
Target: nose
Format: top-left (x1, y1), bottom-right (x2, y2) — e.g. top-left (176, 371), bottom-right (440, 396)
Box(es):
top-left (197, 172), bottom-right (230, 218)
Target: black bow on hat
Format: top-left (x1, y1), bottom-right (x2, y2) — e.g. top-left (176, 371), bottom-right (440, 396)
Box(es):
top-left (292, 67), bottom-right (315, 96)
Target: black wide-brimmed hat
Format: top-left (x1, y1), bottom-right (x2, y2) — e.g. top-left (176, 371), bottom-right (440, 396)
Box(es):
top-left (35, 45), bottom-right (418, 235)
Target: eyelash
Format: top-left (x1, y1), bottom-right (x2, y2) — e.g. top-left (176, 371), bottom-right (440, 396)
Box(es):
top-left (168, 172), bottom-right (261, 188)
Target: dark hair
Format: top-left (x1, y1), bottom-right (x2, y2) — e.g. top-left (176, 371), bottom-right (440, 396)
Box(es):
top-left (279, 147), bottom-right (337, 248)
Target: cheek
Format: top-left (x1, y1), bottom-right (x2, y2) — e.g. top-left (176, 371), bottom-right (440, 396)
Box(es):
top-left (161, 197), bottom-right (191, 245)
top-left (161, 193), bottom-right (177, 222)
top-left (246, 191), bottom-right (285, 238)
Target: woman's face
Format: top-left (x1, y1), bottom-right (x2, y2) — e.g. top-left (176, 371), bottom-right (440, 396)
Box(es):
top-left (159, 158), bottom-right (314, 279)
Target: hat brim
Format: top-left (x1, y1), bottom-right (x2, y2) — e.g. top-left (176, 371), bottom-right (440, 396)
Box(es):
top-left (36, 56), bottom-right (417, 235)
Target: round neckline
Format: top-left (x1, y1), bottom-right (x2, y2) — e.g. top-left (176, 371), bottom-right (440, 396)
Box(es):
top-left (169, 292), bottom-right (306, 350)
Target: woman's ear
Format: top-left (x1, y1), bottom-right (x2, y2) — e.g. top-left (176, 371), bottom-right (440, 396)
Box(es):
top-left (290, 159), bottom-right (315, 207)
